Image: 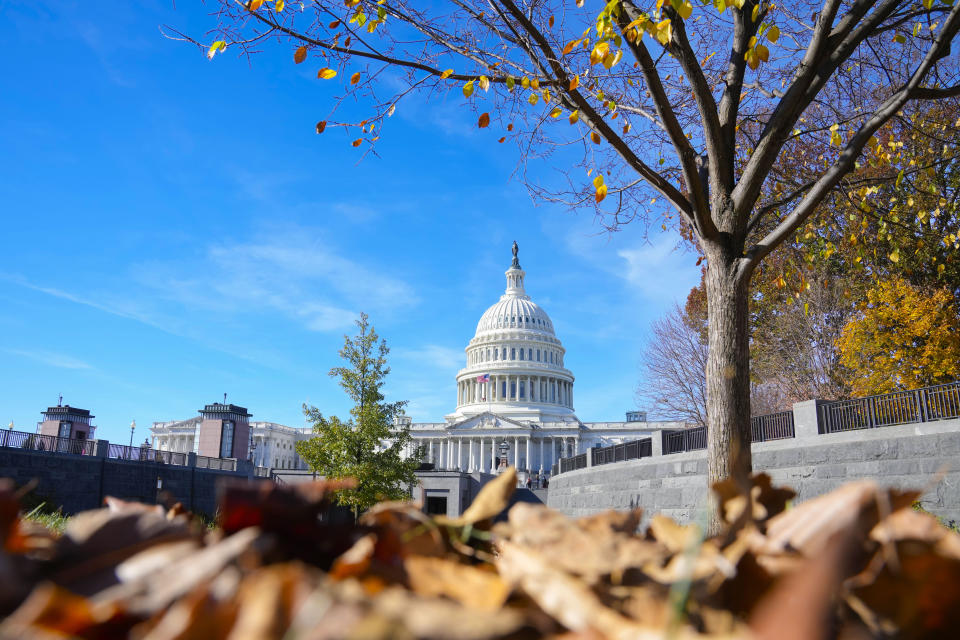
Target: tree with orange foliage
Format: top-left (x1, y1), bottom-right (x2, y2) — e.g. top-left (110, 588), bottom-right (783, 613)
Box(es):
top-left (836, 277), bottom-right (960, 397)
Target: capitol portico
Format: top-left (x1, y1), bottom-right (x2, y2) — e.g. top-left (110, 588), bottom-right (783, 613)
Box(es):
top-left (400, 243), bottom-right (685, 478)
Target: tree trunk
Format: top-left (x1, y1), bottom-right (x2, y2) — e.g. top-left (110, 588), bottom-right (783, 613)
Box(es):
top-left (704, 245), bottom-right (753, 533)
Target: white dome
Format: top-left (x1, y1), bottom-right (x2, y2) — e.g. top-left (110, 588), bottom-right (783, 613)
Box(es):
top-left (447, 242), bottom-right (575, 423)
top-left (475, 296), bottom-right (555, 336)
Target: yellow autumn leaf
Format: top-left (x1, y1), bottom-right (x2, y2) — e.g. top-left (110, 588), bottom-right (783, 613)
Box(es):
top-left (463, 80), bottom-right (475, 97)
top-left (275, 0), bottom-right (285, 11)
top-left (569, 110), bottom-right (579, 124)
top-left (479, 75), bottom-right (490, 91)
top-left (569, 74), bottom-right (579, 90)
top-left (249, 0), bottom-right (265, 10)
top-left (350, 72), bottom-right (361, 85)
top-left (767, 25), bottom-right (780, 42)
top-left (595, 183), bottom-right (608, 203)
top-left (549, 107), bottom-right (562, 118)
top-left (590, 131), bottom-right (601, 144)
top-left (756, 44), bottom-right (769, 62)
top-left (655, 19), bottom-right (672, 45)
top-left (590, 41), bottom-right (609, 65)
top-left (677, 0), bottom-right (693, 20)
top-left (318, 68), bottom-right (337, 79)
top-left (592, 174), bottom-right (604, 188)
top-left (440, 69), bottom-right (454, 79)
top-left (528, 92), bottom-right (539, 105)
top-left (207, 40), bottom-right (226, 60)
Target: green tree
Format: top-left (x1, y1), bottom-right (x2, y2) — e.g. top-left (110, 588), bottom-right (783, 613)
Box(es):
top-left (296, 313), bottom-right (421, 517)
top-left (190, 0), bottom-right (960, 531)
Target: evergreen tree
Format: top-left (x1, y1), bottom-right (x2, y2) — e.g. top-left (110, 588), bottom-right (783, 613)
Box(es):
top-left (296, 313), bottom-right (420, 516)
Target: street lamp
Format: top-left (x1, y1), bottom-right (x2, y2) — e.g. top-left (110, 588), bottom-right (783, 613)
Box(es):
top-left (7, 421), bottom-right (13, 430)
top-left (129, 419), bottom-right (136, 448)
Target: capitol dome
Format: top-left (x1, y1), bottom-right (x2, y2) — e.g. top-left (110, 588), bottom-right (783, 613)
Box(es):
top-left (447, 243), bottom-right (575, 422)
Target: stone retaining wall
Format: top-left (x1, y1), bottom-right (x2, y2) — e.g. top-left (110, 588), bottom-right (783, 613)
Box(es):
top-left (0, 446), bottom-right (253, 516)
top-left (547, 419), bottom-right (960, 526)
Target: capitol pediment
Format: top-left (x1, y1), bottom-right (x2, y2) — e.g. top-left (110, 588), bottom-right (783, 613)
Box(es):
top-left (446, 411), bottom-right (531, 432)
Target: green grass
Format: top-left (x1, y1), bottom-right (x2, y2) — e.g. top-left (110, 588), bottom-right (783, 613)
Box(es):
top-left (23, 503), bottom-right (69, 535)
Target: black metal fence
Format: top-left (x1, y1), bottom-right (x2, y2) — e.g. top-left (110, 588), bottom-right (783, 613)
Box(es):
top-left (0, 427), bottom-right (245, 473)
top-left (107, 443), bottom-right (187, 465)
top-left (590, 438), bottom-right (652, 466)
top-left (819, 381), bottom-right (960, 433)
top-left (0, 429), bottom-right (97, 456)
top-left (663, 426), bottom-right (707, 454)
top-left (559, 453), bottom-right (587, 474)
top-left (751, 411), bottom-right (795, 442)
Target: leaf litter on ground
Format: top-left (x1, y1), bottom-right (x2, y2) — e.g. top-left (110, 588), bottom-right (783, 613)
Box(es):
top-left (1, 469), bottom-right (959, 639)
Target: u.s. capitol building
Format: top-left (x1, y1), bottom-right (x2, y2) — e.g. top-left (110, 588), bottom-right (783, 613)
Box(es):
top-left (397, 243), bottom-right (685, 478)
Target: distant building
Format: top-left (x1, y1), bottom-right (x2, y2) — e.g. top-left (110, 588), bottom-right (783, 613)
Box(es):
top-left (38, 401), bottom-right (96, 442)
top-left (150, 403), bottom-right (312, 469)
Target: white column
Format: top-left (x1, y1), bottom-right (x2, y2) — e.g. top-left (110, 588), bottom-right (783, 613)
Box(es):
top-left (526, 376), bottom-right (531, 402)
top-left (480, 438), bottom-right (486, 473)
top-left (468, 439), bottom-right (474, 472)
top-left (513, 436), bottom-right (519, 467)
top-left (526, 437), bottom-right (531, 472)
top-left (539, 438), bottom-right (544, 472)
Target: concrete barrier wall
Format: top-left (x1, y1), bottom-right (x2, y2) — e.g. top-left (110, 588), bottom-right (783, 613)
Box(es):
top-left (547, 419), bottom-right (960, 526)
top-left (0, 447), bottom-right (253, 516)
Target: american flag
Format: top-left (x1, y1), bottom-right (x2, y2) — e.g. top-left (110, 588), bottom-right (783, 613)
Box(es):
top-left (476, 373), bottom-right (490, 383)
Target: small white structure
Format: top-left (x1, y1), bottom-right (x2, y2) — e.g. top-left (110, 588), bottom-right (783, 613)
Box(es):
top-left (399, 243), bottom-right (687, 478)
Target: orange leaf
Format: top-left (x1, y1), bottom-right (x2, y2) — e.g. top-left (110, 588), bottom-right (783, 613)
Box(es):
top-left (328, 19), bottom-right (341, 28)
top-left (478, 112), bottom-right (491, 128)
top-left (590, 131), bottom-right (601, 144)
top-left (316, 121), bottom-right (327, 134)
top-left (352, 138), bottom-right (362, 147)
top-left (294, 46), bottom-right (307, 64)
top-left (318, 68), bottom-right (337, 79)
top-left (350, 72), bottom-right (361, 85)
top-left (569, 74), bottom-right (579, 90)
top-left (498, 136), bottom-right (506, 143)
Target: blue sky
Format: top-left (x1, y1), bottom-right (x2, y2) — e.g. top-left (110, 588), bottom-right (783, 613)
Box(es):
top-left (0, 0), bottom-right (700, 444)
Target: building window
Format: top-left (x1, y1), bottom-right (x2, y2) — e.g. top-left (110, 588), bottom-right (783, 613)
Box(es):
top-left (425, 496), bottom-right (448, 515)
top-left (511, 348), bottom-right (516, 360)
top-left (537, 349), bottom-right (540, 361)
top-left (58, 421), bottom-right (72, 439)
top-left (520, 381), bottom-right (525, 399)
top-left (220, 421), bottom-right (234, 458)
top-left (528, 348), bottom-right (532, 360)
top-left (520, 349), bottom-right (525, 360)
top-left (502, 381), bottom-right (507, 397)
top-left (511, 382), bottom-right (517, 398)
top-left (550, 352), bottom-right (553, 363)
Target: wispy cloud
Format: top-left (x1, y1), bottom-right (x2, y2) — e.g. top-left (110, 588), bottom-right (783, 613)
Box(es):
top-left (616, 237), bottom-right (701, 301)
top-left (5, 348), bottom-right (93, 370)
top-left (132, 228), bottom-right (418, 332)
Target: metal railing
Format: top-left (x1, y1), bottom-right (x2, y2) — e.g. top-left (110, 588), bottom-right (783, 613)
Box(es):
top-left (751, 411), bottom-right (795, 442)
top-left (254, 466), bottom-right (272, 478)
top-left (819, 381), bottom-right (960, 433)
top-left (559, 452), bottom-right (587, 474)
top-left (0, 429), bottom-right (97, 456)
top-left (590, 438), bottom-right (652, 466)
top-left (196, 455), bottom-right (237, 471)
top-left (107, 443), bottom-right (187, 465)
top-left (663, 426), bottom-right (707, 455)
